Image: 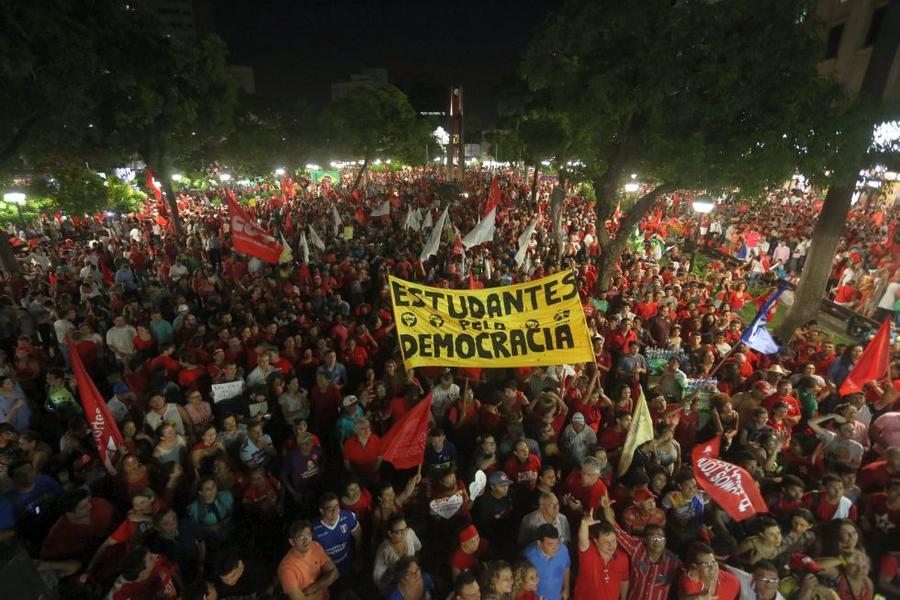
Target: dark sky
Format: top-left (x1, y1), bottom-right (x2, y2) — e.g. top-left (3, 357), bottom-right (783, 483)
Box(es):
top-left (212, 0), bottom-right (559, 124)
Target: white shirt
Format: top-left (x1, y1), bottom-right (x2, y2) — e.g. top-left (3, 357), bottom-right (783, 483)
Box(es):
top-left (723, 565), bottom-right (786, 600)
top-left (878, 281), bottom-right (900, 310)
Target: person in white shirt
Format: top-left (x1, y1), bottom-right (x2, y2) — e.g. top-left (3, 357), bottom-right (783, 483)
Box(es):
top-left (105, 316), bottom-right (137, 365)
top-left (431, 372), bottom-right (460, 420)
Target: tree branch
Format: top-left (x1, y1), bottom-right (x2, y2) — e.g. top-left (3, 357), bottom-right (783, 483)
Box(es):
top-left (0, 111), bottom-right (43, 166)
top-left (614, 183), bottom-right (675, 241)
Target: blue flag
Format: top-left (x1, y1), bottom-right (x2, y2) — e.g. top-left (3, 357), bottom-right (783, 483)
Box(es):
top-left (741, 287), bottom-right (785, 354)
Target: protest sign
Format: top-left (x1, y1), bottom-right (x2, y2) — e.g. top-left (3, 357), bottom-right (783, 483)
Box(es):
top-left (212, 381), bottom-right (243, 403)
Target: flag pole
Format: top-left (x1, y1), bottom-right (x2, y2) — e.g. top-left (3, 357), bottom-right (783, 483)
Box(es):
top-left (708, 343), bottom-right (739, 379)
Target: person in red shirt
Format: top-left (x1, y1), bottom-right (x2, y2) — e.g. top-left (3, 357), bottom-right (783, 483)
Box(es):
top-left (449, 525), bottom-right (489, 579)
top-left (801, 473), bottom-right (857, 522)
top-left (598, 412), bottom-right (632, 466)
top-left (574, 510), bottom-right (630, 600)
top-left (863, 478), bottom-right (900, 538)
top-left (677, 543), bottom-right (741, 600)
top-left (342, 417), bottom-right (382, 481)
top-left (107, 546), bottom-right (179, 600)
top-left (762, 380), bottom-right (801, 428)
top-left (504, 441), bottom-right (542, 490)
top-left (563, 457), bottom-right (609, 514)
top-left (858, 447), bottom-right (900, 494)
top-left (40, 488), bottom-right (116, 563)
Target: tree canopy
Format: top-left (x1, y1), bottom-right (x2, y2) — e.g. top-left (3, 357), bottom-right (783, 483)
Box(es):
top-left (520, 0), bottom-right (851, 287)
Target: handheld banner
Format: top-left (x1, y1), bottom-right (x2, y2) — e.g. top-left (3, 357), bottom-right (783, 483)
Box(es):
top-left (389, 270), bottom-right (593, 370)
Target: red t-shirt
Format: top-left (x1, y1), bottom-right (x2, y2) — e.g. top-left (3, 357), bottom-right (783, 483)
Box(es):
top-left (866, 492), bottom-right (900, 534)
top-left (575, 547), bottom-right (629, 600)
top-left (504, 454), bottom-right (542, 489)
top-left (802, 492), bottom-right (858, 522)
top-left (40, 497), bottom-right (116, 560)
top-left (449, 539), bottom-right (489, 573)
top-left (343, 434), bottom-right (381, 476)
top-left (564, 471), bottom-right (609, 512)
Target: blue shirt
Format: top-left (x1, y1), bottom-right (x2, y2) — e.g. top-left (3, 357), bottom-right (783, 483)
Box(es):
top-left (149, 319), bottom-right (174, 345)
top-left (424, 440), bottom-right (457, 469)
top-left (0, 385), bottom-right (30, 432)
top-left (386, 573), bottom-right (433, 600)
top-left (313, 510), bottom-right (358, 573)
top-left (523, 542), bottom-right (571, 600)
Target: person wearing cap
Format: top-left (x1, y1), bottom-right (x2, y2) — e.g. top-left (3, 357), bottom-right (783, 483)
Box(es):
top-left (473, 471), bottom-right (515, 554)
top-left (523, 523), bottom-right (570, 600)
top-left (518, 493), bottom-right (571, 547)
top-left (622, 487), bottom-right (667, 536)
top-left (560, 412), bottom-right (597, 464)
top-left (450, 524), bottom-right (489, 579)
top-left (335, 395), bottom-right (364, 445)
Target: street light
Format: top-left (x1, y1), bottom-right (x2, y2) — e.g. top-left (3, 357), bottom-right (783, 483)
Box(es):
top-left (624, 182), bottom-right (640, 193)
top-left (171, 173), bottom-right (183, 182)
top-left (218, 173), bottom-right (232, 183)
top-left (690, 195), bottom-right (715, 273)
top-left (3, 192), bottom-right (26, 231)
top-left (274, 168), bottom-right (286, 176)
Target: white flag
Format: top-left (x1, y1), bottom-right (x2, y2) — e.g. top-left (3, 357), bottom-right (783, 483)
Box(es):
top-left (423, 210), bottom-right (433, 229)
top-left (514, 217), bottom-right (539, 267)
top-left (420, 206), bottom-right (448, 262)
top-left (308, 225), bottom-right (326, 250)
top-left (300, 231), bottom-right (310, 264)
top-left (404, 206), bottom-right (417, 231)
top-left (332, 205), bottom-right (342, 237)
top-left (484, 256), bottom-right (492, 280)
top-left (371, 200), bottom-right (390, 217)
top-left (462, 207), bottom-right (496, 249)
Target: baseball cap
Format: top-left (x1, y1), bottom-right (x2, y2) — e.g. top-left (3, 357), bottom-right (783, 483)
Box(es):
top-left (113, 382), bottom-right (130, 394)
top-left (342, 395), bottom-right (358, 408)
top-left (177, 304), bottom-right (190, 313)
top-left (489, 472), bottom-right (513, 486)
top-left (459, 525), bottom-right (479, 543)
top-left (571, 412), bottom-right (586, 425)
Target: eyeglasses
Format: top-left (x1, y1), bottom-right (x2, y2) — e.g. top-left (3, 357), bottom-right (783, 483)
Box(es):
top-left (696, 561), bottom-right (718, 568)
top-left (322, 505), bottom-right (340, 513)
top-left (294, 533), bottom-right (312, 541)
top-left (757, 576), bottom-right (779, 584)
top-left (645, 535), bottom-right (666, 542)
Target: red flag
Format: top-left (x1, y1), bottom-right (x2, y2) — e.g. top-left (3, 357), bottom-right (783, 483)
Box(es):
top-left (381, 392), bottom-right (433, 469)
top-left (66, 339), bottom-right (124, 474)
top-left (452, 235), bottom-right (464, 255)
top-left (840, 319), bottom-right (892, 395)
top-left (145, 169), bottom-right (162, 203)
top-left (468, 271), bottom-right (476, 290)
top-left (284, 210), bottom-right (294, 234)
top-left (692, 436), bottom-right (766, 521)
top-left (98, 259), bottom-right (114, 286)
top-left (483, 177), bottom-right (501, 218)
top-left (228, 192), bottom-right (284, 263)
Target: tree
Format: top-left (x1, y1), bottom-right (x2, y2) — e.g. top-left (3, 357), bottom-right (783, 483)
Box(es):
top-left (777, 1), bottom-right (900, 337)
top-left (0, 0), bottom-right (130, 173)
top-left (324, 85), bottom-right (427, 188)
top-left (521, 0), bottom-right (847, 290)
top-left (94, 7), bottom-right (237, 233)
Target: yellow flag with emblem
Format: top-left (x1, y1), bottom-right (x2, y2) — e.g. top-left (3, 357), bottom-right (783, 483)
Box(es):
top-left (618, 386), bottom-right (654, 475)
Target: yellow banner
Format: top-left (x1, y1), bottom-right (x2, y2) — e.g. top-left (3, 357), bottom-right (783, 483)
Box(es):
top-left (389, 270), bottom-right (593, 370)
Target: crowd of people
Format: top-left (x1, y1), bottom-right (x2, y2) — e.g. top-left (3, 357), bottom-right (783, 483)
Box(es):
top-left (0, 165), bottom-right (897, 600)
top-left (704, 188), bottom-right (899, 321)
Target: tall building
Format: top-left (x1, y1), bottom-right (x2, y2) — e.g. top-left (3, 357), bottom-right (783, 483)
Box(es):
top-left (816, 0), bottom-right (900, 101)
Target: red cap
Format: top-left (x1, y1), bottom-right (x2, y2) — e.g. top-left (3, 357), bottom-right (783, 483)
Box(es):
top-left (459, 525), bottom-right (479, 544)
top-left (789, 553), bottom-right (824, 574)
top-left (634, 488), bottom-right (657, 503)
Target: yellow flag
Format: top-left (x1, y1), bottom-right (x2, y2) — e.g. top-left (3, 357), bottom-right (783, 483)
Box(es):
top-left (278, 234), bottom-right (293, 264)
top-left (618, 387), bottom-right (654, 475)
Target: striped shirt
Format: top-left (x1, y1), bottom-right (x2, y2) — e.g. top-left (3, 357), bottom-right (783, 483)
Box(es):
top-left (613, 521), bottom-right (681, 600)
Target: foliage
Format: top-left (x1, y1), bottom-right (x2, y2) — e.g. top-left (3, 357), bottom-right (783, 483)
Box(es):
top-left (323, 85), bottom-right (429, 163)
top-left (521, 0), bottom-right (850, 200)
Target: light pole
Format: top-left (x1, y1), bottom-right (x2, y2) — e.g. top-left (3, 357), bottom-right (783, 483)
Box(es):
top-left (3, 192), bottom-right (26, 232)
top-left (691, 195), bottom-right (715, 274)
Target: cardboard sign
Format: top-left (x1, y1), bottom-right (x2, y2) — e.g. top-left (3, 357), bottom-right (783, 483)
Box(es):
top-left (429, 493), bottom-right (464, 520)
top-left (212, 381), bottom-right (243, 403)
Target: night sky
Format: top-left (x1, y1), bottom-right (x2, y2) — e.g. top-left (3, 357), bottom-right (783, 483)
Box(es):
top-left (213, 0), bottom-right (559, 123)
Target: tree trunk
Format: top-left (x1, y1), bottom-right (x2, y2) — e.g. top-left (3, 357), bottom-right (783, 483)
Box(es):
top-left (157, 165), bottom-right (183, 236)
top-left (0, 234), bottom-right (19, 275)
top-left (595, 184), bottom-right (674, 291)
top-left (776, 184), bottom-right (853, 338)
top-left (352, 158), bottom-right (369, 190)
top-left (777, 0), bottom-right (900, 338)
top-left (530, 163), bottom-right (539, 205)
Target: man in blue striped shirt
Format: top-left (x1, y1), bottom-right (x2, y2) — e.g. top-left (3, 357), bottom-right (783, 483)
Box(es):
top-left (311, 492), bottom-right (361, 575)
